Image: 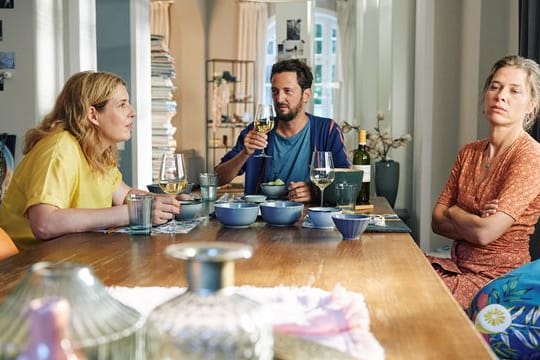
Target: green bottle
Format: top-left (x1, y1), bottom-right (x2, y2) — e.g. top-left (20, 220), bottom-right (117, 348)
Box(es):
top-left (353, 129), bottom-right (371, 204)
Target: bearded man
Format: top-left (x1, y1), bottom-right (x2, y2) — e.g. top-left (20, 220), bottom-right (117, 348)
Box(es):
top-left (215, 59), bottom-right (349, 203)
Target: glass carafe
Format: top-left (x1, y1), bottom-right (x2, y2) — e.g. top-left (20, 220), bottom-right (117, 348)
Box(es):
top-left (0, 262), bottom-right (145, 359)
top-left (146, 242), bottom-right (273, 359)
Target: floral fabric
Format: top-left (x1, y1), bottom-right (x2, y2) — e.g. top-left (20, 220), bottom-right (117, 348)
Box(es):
top-left (469, 259), bottom-right (540, 359)
top-left (428, 132), bottom-right (540, 309)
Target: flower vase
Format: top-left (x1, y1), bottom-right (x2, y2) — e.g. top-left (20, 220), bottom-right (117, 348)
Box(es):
top-left (375, 160), bottom-right (399, 208)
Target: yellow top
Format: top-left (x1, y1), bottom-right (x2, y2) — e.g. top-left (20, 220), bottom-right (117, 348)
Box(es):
top-left (0, 131), bottom-right (122, 250)
top-left (358, 129), bottom-right (367, 144)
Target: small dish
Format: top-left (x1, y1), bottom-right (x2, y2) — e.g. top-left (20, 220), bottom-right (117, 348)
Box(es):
top-left (301, 216), bottom-right (335, 230)
top-left (244, 195), bottom-right (267, 204)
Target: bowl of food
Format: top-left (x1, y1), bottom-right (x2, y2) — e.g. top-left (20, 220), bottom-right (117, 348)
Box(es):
top-left (307, 207), bottom-right (342, 228)
top-left (214, 202), bottom-right (260, 228)
top-left (176, 200), bottom-right (203, 221)
top-left (260, 201), bottom-right (304, 226)
top-left (260, 179), bottom-right (288, 200)
top-left (331, 213), bottom-right (370, 240)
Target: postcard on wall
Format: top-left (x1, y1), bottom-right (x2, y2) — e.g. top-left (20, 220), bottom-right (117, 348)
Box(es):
top-left (278, 18), bottom-right (305, 61)
top-left (0, 51), bottom-right (14, 69)
top-left (0, 0), bottom-right (14, 9)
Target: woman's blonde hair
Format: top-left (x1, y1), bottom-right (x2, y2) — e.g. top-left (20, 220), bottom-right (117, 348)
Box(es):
top-left (23, 71), bottom-right (127, 173)
top-left (482, 55), bottom-right (540, 131)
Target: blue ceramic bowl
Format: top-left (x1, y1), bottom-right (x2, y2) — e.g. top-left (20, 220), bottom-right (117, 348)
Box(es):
top-left (214, 202), bottom-right (260, 228)
top-left (260, 183), bottom-right (288, 199)
top-left (260, 201), bottom-right (304, 226)
top-left (331, 214), bottom-right (370, 240)
top-left (176, 200), bottom-right (203, 221)
top-left (307, 207), bottom-right (342, 228)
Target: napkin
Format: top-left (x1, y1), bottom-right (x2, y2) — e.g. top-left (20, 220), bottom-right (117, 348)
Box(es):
top-left (107, 285), bottom-right (384, 360)
top-left (102, 217), bottom-right (206, 234)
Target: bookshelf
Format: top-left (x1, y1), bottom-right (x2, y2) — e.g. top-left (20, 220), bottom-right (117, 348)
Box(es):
top-left (206, 59), bottom-right (256, 171)
top-left (151, 34), bottom-right (177, 181)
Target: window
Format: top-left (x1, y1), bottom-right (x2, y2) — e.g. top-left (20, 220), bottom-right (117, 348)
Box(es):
top-left (265, 10), bottom-right (338, 118)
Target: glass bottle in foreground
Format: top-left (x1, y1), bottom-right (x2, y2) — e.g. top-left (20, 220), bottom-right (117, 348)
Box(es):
top-left (353, 129), bottom-right (371, 204)
top-left (146, 242), bottom-right (273, 359)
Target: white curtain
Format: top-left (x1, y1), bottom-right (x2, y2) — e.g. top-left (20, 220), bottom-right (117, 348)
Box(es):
top-left (335, 0), bottom-right (356, 128)
top-left (238, 2), bottom-right (268, 104)
top-left (151, 1), bottom-right (171, 46)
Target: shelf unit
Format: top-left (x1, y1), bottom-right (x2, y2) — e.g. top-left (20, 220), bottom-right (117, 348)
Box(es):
top-left (205, 59), bottom-right (256, 172)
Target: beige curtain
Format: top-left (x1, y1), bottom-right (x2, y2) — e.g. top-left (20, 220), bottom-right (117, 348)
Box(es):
top-left (151, 1), bottom-right (172, 46)
top-left (238, 2), bottom-right (268, 104)
top-left (335, 0), bottom-right (357, 127)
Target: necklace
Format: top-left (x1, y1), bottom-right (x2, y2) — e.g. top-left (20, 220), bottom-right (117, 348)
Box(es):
top-left (483, 135), bottom-right (520, 169)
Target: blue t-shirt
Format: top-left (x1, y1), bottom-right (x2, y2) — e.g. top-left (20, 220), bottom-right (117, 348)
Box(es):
top-left (264, 121), bottom-right (311, 183)
top-left (219, 113), bottom-right (350, 195)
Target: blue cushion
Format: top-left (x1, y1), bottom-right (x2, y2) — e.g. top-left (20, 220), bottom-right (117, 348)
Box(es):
top-left (468, 260), bottom-right (540, 359)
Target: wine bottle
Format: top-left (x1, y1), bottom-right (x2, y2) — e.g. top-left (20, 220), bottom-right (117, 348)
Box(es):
top-left (353, 129), bottom-right (371, 204)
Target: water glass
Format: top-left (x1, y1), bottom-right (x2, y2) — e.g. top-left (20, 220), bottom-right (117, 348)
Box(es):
top-left (200, 173), bottom-right (218, 201)
top-left (335, 183), bottom-right (358, 214)
top-left (126, 194), bottom-right (152, 235)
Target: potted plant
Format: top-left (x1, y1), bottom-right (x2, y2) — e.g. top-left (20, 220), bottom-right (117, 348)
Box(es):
top-left (366, 113), bottom-right (412, 208)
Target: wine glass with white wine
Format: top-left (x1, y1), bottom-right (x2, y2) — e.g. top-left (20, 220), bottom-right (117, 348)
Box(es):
top-left (310, 151), bottom-right (335, 207)
top-left (253, 104), bottom-right (276, 158)
top-left (159, 153), bottom-right (188, 228)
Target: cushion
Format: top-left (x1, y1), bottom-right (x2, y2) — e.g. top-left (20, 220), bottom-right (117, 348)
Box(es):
top-left (468, 260), bottom-right (540, 359)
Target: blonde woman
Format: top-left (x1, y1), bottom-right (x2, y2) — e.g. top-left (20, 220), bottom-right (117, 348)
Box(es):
top-left (430, 56), bottom-right (540, 309)
top-left (0, 71), bottom-right (184, 250)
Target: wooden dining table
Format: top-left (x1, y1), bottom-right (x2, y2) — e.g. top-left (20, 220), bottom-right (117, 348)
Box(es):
top-left (0, 197), bottom-right (495, 359)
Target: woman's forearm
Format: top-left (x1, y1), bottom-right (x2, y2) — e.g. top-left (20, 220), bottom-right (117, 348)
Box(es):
top-left (28, 204), bottom-right (129, 241)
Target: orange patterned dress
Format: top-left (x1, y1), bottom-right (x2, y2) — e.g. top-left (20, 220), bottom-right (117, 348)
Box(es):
top-left (427, 132), bottom-right (540, 309)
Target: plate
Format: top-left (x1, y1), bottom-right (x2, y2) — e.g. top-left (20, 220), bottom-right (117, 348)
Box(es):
top-left (301, 218), bottom-right (335, 230)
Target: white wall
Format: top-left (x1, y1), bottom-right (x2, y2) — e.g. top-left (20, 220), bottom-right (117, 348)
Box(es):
top-left (0, 0), bottom-right (96, 165)
top-left (0, 0), bottom-right (38, 163)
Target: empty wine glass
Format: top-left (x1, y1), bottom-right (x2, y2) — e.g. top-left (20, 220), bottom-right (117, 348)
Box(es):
top-left (253, 104), bottom-right (276, 158)
top-left (310, 151), bottom-right (335, 207)
top-left (159, 153), bottom-right (187, 228)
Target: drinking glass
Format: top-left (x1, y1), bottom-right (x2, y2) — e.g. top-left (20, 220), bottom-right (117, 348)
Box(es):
top-left (310, 151), bottom-right (335, 207)
top-left (253, 104), bottom-right (276, 158)
top-left (159, 153), bottom-right (187, 227)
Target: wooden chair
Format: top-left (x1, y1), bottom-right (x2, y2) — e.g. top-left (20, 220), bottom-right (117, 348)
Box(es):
top-left (0, 227), bottom-right (18, 260)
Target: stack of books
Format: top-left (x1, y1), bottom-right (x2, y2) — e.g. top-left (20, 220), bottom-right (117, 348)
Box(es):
top-left (151, 34), bottom-right (178, 181)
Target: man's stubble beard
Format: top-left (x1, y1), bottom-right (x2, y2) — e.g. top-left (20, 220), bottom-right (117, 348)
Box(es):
top-left (275, 100), bottom-right (303, 122)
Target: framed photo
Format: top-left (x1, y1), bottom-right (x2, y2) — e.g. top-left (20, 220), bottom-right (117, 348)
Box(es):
top-left (0, 1), bottom-right (14, 9)
top-left (0, 51), bottom-right (14, 69)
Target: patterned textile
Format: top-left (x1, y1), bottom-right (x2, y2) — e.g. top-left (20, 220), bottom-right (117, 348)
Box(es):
top-left (469, 259), bottom-right (540, 359)
top-left (428, 132), bottom-right (540, 309)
